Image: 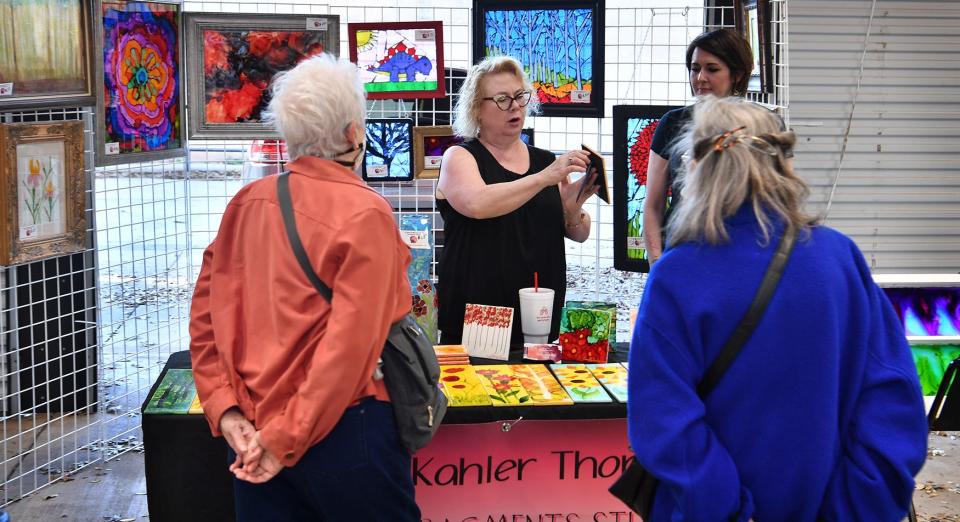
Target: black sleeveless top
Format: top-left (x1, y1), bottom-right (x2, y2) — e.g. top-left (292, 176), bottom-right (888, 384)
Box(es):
top-left (436, 139), bottom-right (566, 346)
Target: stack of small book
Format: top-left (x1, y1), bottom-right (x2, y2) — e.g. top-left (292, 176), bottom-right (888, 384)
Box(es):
top-left (433, 345), bottom-right (470, 365)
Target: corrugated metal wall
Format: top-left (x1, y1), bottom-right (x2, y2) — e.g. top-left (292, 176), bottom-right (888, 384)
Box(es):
top-left (789, 0), bottom-right (960, 273)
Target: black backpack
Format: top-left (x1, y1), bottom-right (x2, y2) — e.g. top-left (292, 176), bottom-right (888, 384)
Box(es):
top-left (276, 172), bottom-right (447, 453)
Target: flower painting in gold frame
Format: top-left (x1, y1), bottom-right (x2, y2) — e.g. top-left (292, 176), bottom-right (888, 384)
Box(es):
top-left (0, 121), bottom-right (87, 265)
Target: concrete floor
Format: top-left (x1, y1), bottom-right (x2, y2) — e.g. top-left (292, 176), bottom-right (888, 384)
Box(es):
top-left (2, 432), bottom-right (958, 522)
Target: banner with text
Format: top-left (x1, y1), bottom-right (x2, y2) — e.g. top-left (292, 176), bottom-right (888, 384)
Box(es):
top-left (414, 418), bottom-right (640, 522)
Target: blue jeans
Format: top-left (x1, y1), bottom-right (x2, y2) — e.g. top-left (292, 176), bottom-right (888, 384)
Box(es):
top-left (229, 398), bottom-right (420, 521)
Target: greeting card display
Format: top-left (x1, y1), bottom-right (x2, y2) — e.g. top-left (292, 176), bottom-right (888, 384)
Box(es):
top-left (558, 307), bottom-right (612, 363)
top-left (549, 364), bottom-right (612, 403)
top-left (510, 364), bottom-right (573, 406)
top-left (462, 303), bottom-right (514, 361)
top-left (523, 343), bottom-right (562, 363)
top-left (439, 365), bottom-right (493, 407)
top-left (586, 363), bottom-right (628, 402)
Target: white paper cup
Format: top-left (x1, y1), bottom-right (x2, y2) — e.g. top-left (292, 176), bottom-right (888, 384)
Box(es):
top-left (518, 288), bottom-right (555, 344)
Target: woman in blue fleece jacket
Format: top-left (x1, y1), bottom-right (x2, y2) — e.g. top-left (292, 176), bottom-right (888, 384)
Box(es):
top-left (627, 96), bottom-right (928, 522)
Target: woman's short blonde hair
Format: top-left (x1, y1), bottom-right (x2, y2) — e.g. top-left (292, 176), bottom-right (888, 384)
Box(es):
top-left (667, 96), bottom-right (818, 246)
top-left (453, 56), bottom-right (540, 138)
top-left (264, 53), bottom-right (366, 161)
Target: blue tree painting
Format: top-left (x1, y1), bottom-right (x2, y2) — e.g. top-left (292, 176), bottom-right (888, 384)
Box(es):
top-left (475, 1), bottom-right (604, 117)
top-left (363, 118), bottom-right (413, 181)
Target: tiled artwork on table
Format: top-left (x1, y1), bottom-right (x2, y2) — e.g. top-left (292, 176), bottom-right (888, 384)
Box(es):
top-left (144, 369), bottom-right (198, 414)
top-left (586, 363), bottom-right (628, 402)
top-left (474, 365), bottom-right (532, 406)
top-left (399, 214), bottom-right (437, 343)
top-left (439, 365), bottom-right (492, 407)
top-left (558, 307), bottom-right (612, 363)
top-left (510, 364), bottom-right (573, 406)
top-left (462, 303), bottom-right (514, 360)
top-left (565, 300), bottom-right (618, 344)
top-left (549, 364), bottom-right (612, 403)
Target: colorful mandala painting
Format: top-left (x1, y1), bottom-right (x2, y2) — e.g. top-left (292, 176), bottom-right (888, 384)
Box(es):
top-left (101, 1), bottom-right (181, 155)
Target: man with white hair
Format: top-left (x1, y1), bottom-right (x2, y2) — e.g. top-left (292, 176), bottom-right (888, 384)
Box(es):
top-left (189, 53), bottom-right (420, 520)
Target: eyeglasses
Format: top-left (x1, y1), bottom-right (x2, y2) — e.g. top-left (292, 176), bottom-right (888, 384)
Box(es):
top-left (482, 91), bottom-right (532, 111)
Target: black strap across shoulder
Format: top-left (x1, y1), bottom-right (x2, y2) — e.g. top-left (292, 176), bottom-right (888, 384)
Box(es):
top-left (696, 226), bottom-right (798, 398)
top-left (277, 172), bottom-right (333, 302)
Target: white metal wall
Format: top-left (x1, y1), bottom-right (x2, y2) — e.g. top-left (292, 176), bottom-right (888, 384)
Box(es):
top-left (788, 0), bottom-right (960, 272)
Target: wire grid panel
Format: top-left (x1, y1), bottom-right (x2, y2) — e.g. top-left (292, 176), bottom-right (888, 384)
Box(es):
top-left (0, 107), bottom-right (101, 503)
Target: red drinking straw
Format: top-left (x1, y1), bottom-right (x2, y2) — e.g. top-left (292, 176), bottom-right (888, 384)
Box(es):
top-left (534, 272), bottom-right (539, 292)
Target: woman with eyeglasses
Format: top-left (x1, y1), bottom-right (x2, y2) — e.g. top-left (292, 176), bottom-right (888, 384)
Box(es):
top-left (435, 55), bottom-right (599, 345)
top-left (626, 96), bottom-right (927, 521)
top-left (643, 28), bottom-right (754, 265)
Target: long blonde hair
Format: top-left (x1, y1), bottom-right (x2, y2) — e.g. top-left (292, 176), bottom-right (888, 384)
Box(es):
top-left (452, 56), bottom-right (540, 138)
top-left (666, 96), bottom-right (818, 246)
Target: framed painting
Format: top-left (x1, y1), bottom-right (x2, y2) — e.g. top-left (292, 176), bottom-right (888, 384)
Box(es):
top-left (473, 0), bottom-right (605, 118)
top-left (412, 126), bottom-right (463, 179)
top-left (736, 0), bottom-right (773, 94)
top-left (363, 118), bottom-right (414, 182)
top-left (94, 0), bottom-right (184, 166)
top-left (0, 121), bottom-right (86, 266)
top-left (613, 105), bottom-right (682, 273)
top-left (0, 0), bottom-right (95, 109)
top-left (348, 21), bottom-right (445, 100)
top-left (184, 13), bottom-right (340, 139)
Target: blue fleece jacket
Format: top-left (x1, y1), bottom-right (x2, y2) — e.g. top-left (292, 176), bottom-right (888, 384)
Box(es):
top-left (627, 205), bottom-right (928, 522)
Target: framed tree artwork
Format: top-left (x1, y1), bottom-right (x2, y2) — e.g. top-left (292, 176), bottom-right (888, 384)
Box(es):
top-left (0, 0), bottom-right (95, 109)
top-left (363, 118), bottom-right (414, 182)
top-left (736, 0), bottom-right (773, 94)
top-left (94, 0), bottom-right (184, 166)
top-left (184, 13), bottom-right (340, 139)
top-left (412, 126), bottom-right (463, 179)
top-left (473, 0), bottom-right (605, 118)
top-left (0, 121), bottom-right (87, 266)
top-left (348, 21), bottom-right (445, 100)
top-left (613, 105), bottom-right (681, 273)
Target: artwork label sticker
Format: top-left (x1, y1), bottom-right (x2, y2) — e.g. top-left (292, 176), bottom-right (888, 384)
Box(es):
top-left (627, 237), bottom-right (643, 249)
top-left (366, 164), bottom-right (388, 178)
top-left (20, 225), bottom-right (37, 240)
top-left (415, 29), bottom-right (436, 42)
top-left (306, 17), bottom-right (328, 31)
top-left (400, 229), bottom-right (430, 250)
top-left (571, 90), bottom-right (591, 103)
top-left (105, 142), bottom-right (120, 155)
top-left (425, 155), bottom-right (442, 169)
top-left (0, 83), bottom-right (12, 96)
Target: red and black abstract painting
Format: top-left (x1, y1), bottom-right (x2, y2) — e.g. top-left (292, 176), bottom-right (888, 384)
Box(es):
top-left (203, 30), bottom-right (326, 123)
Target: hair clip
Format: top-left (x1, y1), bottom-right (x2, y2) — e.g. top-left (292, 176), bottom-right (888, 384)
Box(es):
top-left (712, 125), bottom-right (747, 152)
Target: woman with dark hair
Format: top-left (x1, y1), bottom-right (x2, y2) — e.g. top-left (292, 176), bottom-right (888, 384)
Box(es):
top-left (642, 28), bottom-right (754, 264)
top-left (627, 96), bottom-right (927, 521)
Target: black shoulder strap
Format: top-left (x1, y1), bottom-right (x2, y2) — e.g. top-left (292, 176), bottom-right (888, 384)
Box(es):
top-left (696, 226), bottom-right (798, 398)
top-left (277, 172), bottom-right (333, 303)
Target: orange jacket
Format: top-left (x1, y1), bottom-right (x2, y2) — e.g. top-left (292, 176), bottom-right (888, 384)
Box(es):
top-left (189, 156), bottom-right (411, 466)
